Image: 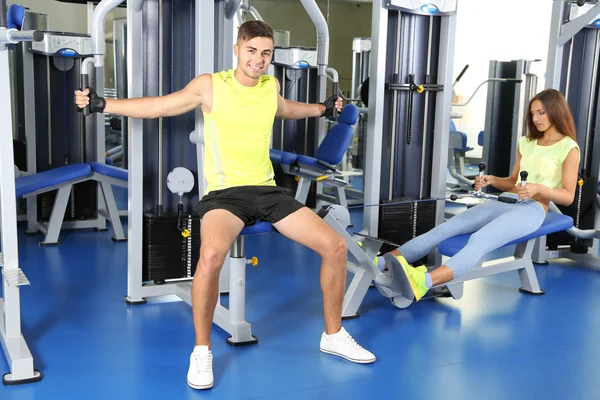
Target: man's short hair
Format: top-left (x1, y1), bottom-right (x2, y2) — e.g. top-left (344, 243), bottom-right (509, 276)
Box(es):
top-left (237, 20), bottom-right (274, 43)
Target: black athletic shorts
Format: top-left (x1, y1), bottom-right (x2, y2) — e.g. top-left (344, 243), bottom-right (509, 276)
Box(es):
top-left (196, 185), bottom-right (305, 225)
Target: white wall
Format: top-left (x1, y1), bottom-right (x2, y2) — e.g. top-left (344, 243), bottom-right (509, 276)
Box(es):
top-left (452, 0), bottom-right (554, 158)
top-left (7, 0), bottom-right (88, 33)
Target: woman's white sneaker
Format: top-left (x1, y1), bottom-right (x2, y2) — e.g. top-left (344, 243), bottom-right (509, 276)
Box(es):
top-left (187, 346), bottom-right (214, 390)
top-left (319, 327), bottom-right (376, 364)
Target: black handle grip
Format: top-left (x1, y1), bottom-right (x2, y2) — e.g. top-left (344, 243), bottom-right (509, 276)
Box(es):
top-left (316, 159), bottom-right (337, 172)
top-left (80, 74), bottom-right (90, 116)
top-left (331, 81), bottom-right (339, 120)
top-left (478, 162), bottom-right (487, 173)
top-left (520, 171), bottom-right (528, 184)
top-left (455, 64), bottom-right (469, 84)
top-left (0, 0), bottom-right (7, 28)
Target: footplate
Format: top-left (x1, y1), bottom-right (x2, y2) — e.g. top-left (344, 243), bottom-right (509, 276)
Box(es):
top-left (2, 268), bottom-right (30, 287)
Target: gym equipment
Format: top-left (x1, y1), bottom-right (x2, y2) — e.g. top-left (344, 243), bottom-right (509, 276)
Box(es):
top-left (14, 162), bottom-right (127, 245)
top-left (363, 0), bottom-right (458, 269)
top-left (124, 0), bottom-right (340, 345)
top-left (322, 172), bottom-right (573, 315)
top-left (0, 4), bottom-right (43, 384)
top-left (270, 104), bottom-right (360, 207)
top-left (533, 0), bottom-right (600, 267)
top-left (480, 59), bottom-right (542, 182)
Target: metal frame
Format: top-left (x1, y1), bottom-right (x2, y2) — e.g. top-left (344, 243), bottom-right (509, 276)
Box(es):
top-left (364, 0), bottom-right (456, 269)
top-left (323, 203), bottom-right (545, 316)
top-left (124, 1), bottom-right (258, 344)
top-left (534, 0), bottom-right (600, 267)
top-left (0, 24), bottom-right (42, 385)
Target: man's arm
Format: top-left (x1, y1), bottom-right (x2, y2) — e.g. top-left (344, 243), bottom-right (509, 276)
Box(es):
top-left (75, 73), bottom-right (211, 119)
top-left (274, 79), bottom-right (341, 120)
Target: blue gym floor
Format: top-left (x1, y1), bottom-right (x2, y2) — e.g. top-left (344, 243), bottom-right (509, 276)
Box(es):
top-left (2, 196), bottom-right (600, 399)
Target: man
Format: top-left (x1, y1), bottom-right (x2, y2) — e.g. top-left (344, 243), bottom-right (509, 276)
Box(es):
top-left (75, 20), bottom-right (375, 391)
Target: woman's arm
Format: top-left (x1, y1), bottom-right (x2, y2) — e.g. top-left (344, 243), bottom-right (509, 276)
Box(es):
top-left (515, 147), bottom-right (580, 205)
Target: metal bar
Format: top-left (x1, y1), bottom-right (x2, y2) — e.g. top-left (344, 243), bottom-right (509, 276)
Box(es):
top-left (364, 0), bottom-right (389, 235)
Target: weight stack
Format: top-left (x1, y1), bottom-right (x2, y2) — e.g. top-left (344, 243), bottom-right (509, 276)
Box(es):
top-left (143, 213), bottom-right (201, 284)
top-left (377, 198), bottom-right (436, 254)
top-left (38, 180), bottom-right (97, 221)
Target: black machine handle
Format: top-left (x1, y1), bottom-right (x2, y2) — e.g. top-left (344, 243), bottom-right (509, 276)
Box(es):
top-left (0, 0), bottom-right (7, 28)
top-left (317, 159), bottom-right (337, 173)
top-left (520, 171), bottom-right (528, 186)
top-left (331, 81), bottom-right (339, 120)
top-left (454, 64), bottom-right (469, 85)
top-left (478, 162), bottom-right (487, 178)
top-left (80, 74), bottom-right (90, 116)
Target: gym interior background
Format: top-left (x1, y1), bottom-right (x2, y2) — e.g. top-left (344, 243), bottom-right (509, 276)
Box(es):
top-left (2, 0), bottom-right (600, 399)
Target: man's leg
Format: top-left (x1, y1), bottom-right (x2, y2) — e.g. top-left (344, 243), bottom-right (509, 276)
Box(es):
top-left (193, 209), bottom-right (245, 345)
top-left (273, 207), bottom-right (375, 363)
top-left (188, 209), bottom-right (244, 390)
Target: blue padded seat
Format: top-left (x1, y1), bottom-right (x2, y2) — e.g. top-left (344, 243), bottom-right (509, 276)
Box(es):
top-left (15, 163), bottom-right (92, 198)
top-left (337, 103), bottom-right (359, 125)
top-left (241, 221), bottom-right (273, 235)
top-left (449, 120), bottom-right (473, 152)
top-left (90, 161), bottom-right (128, 181)
top-left (478, 130), bottom-right (484, 146)
top-left (439, 212), bottom-right (574, 257)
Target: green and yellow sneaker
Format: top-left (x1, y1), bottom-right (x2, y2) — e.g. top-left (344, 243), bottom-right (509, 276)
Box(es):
top-left (398, 259), bottom-right (429, 301)
top-left (385, 254), bottom-right (429, 301)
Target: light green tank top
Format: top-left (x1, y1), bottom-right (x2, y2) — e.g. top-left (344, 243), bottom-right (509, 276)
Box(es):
top-left (517, 135), bottom-right (580, 188)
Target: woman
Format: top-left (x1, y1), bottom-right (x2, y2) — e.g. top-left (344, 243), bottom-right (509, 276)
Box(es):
top-left (379, 88), bottom-right (580, 301)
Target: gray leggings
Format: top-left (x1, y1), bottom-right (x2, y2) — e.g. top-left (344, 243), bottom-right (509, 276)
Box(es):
top-left (398, 199), bottom-right (546, 278)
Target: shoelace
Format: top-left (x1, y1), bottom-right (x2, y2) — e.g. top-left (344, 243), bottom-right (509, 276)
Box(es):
top-left (339, 331), bottom-right (364, 350)
top-left (193, 353), bottom-right (212, 374)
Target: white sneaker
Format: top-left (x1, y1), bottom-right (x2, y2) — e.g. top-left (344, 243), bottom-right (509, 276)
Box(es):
top-left (187, 346), bottom-right (214, 390)
top-left (319, 327), bottom-right (376, 364)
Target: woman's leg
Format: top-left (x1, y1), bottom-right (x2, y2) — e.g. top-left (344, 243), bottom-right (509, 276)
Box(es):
top-left (435, 200), bottom-right (546, 282)
top-left (388, 200), bottom-right (545, 301)
top-left (395, 200), bottom-right (514, 264)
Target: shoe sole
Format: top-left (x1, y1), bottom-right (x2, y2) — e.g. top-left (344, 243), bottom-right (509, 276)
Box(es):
top-left (383, 254), bottom-right (416, 299)
top-left (187, 380), bottom-right (214, 390)
top-left (320, 347), bottom-right (376, 364)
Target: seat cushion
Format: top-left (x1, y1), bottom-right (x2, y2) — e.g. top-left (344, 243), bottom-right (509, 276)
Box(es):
top-left (90, 161), bottom-right (128, 181)
top-left (15, 163), bottom-right (92, 198)
top-left (241, 221), bottom-right (273, 235)
top-left (439, 212), bottom-right (574, 257)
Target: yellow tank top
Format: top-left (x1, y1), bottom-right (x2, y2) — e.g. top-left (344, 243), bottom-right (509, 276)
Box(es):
top-left (202, 70), bottom-right (278, 194)
top-left (517, 135), bottom-right (580, 188)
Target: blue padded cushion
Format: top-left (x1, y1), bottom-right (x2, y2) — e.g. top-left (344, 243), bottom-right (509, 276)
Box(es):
top-left (337, 104), bottom-right (359, 125)
top-left (438, 212), bottom-right (574, 257)
top-left (105, 157), bottom-right (114, 165)
top-left (478, 130), bottom-right (484, 146)
top-left (90, 161), bottom-right (128, 181)
top-left (450, 130), bottom-right (472, 152)
top-left (270, 149), bottom-right (298, 165)
top-left (450, 120), bottom-right (457, 132)
top-left (315, 123), bottom-right (354, 165)
top-left (295, 154), bottom-right (321, 168)
top-left (7, 5), bottom-right (25, 30)
top-left (15, 163), bottom-right (92, 198)
top-left (241, 221), bottom-right (273, 235)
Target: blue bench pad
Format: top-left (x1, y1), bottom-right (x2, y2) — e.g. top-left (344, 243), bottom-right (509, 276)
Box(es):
top-left (91, 161), bottom-right (128, 181)
top-left (439, 212), bottom-right (574, 257)
top-left (15, 163), bottom-right (92, 198)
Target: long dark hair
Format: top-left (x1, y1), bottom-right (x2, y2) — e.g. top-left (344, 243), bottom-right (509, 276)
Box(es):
top-left (526, 89), bottom-right (576, 141)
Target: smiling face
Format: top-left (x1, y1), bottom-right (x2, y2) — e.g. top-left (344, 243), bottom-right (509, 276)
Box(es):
top-left (530, 100), bottom-right (552, 133)
top-left (234, 36), bottom-right (274, 85)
